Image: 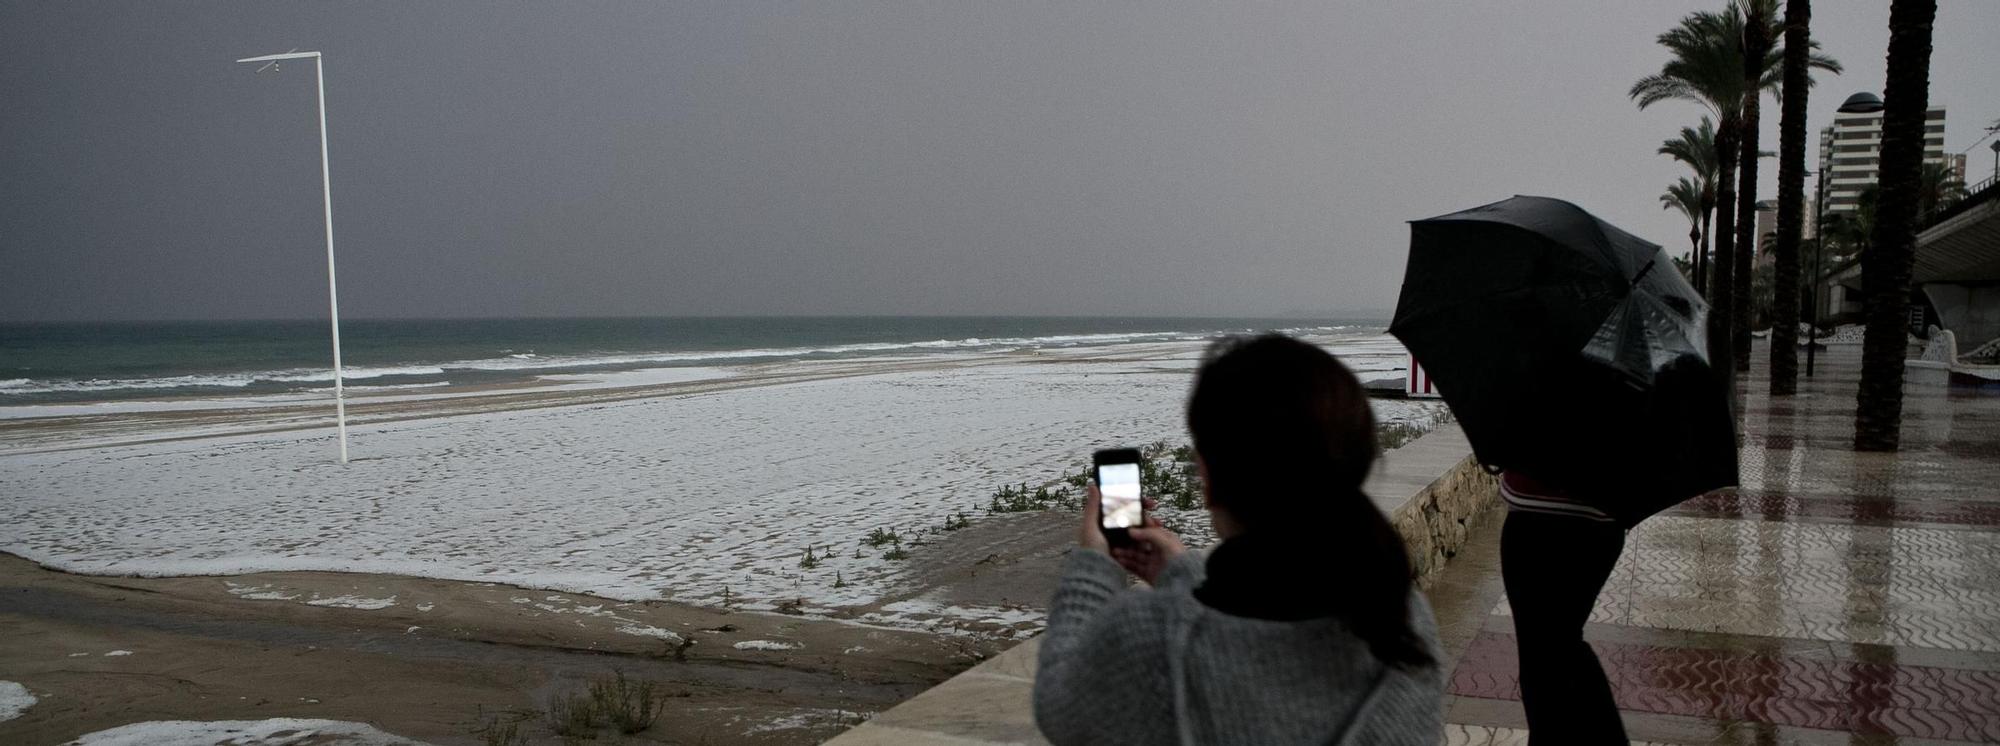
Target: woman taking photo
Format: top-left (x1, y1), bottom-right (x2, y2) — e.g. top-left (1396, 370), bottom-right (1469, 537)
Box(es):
top-left (1033, 334), bottom-right (1443, 745)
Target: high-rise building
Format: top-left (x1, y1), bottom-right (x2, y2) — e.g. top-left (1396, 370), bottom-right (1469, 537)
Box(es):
top-left (1818, 105), bottom-right (1948, 215)
top-left (1754, 199), bottom-right (1778, 260)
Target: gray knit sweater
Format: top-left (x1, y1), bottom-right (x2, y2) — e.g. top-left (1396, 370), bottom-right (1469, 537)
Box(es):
top-left (1033, 549), bottom-right (1443, 745)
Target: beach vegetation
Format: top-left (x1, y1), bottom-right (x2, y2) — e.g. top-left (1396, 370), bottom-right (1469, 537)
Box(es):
top-left (536, 671), bottom-right (666, 741)
top-left (987, 482), bottom-right (1077, 513)
top-left (544, 689), bottom-right (600, 739)
top-left (590, 670), bottom-right (663, 735)
top-left (882, 543), bottom-right (910, 561)
top-left (471, 709), bottom-right (533, 746)
top-left (798, 546), bottom-right (821, 569)
top-left (479, 720), bottom-right (524, 746)
top-left (834, 571), bottom-right (847, 588)
top-left (941, 510), bottom-right (972, 531)
top-left (1063, 465), bottom-right (1092, 489)
top-left (1139, 441), bottom-right (1202, 510)
top-left (862, 527), bottom-right (901, 547)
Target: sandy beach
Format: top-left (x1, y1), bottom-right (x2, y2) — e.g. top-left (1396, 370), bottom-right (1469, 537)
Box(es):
top-left (0, 332), bottom-right (1443, 743)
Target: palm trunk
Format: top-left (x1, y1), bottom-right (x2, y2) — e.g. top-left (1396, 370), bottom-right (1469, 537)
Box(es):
top-left (1770, 0), bottom-right (1810, 396)
top-left (1710, 119), bottom-right (1740, 379)
top-left (1733, 97), bottom-right (1762, 373)
top-left (1855, 0), bottom-right (1937, 451)
top-left (1698, 199), bottom-right (1713, 297)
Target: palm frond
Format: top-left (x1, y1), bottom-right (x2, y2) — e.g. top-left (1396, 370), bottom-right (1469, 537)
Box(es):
top-left (1659, 116), bottom-right (1720, 187)
top-left (1662, 177), bottom-right (1705, 224)
top-left (1631, 8), bottom-right (1752, 117)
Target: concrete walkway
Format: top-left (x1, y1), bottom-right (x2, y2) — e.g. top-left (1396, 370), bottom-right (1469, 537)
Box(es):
top-left (833, 343), bottom-right (2000, 744)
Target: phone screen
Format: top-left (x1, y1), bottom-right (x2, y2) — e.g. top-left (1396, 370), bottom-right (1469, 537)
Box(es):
top-left (1098, 462), bottom-right (1143, 530)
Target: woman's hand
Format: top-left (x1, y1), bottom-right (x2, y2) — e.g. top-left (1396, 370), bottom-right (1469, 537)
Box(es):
top-left (1111, 498), bottom-right (1186, 585)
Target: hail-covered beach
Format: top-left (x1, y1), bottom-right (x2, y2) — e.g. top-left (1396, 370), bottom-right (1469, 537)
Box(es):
top-left (0, 327), bottom-right (1444, 743)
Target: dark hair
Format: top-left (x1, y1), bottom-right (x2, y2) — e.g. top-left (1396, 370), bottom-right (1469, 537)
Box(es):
top-left (1186, 334), bottom-right (1433, 669)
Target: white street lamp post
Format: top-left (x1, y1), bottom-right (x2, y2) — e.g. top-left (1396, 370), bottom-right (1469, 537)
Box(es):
top-left (238, 50), bottom-right (348, 464)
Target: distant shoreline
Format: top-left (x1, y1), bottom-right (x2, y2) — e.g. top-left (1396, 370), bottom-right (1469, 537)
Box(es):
top-left (1, 316), bottom-right (1387, 406)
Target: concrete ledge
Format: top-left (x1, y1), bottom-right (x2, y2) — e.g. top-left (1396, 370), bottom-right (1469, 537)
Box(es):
top-left (826, 423), bottom-right (1497, 745)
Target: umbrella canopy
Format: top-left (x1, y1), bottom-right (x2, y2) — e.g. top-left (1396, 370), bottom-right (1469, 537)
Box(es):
top-left (1389, 195), bottom-right (1736, 525)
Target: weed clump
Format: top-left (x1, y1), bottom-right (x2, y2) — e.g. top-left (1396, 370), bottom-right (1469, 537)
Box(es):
top-left (545, 689), bottom-right (599, 739)
top-left (862, 527), bottom-right (901, 547)
top-left (539, 671), bottom-right (663, 742)
top-left (590, 671), bottom-right (662, 734)
top-left (472, 709), bottom-right (531, 746)
top-left (987, 482), bottom-right (1075, 513)
top-left (1140, 441), bottom-right (1203, 510)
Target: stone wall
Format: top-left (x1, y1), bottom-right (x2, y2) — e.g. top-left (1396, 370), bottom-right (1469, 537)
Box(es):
top-left (1389, 453), bottom-right (1499, 588)
top-left (1361, 423), bottom-right (1501, 589)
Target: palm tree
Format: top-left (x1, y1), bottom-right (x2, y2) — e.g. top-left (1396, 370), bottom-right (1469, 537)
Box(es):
top-left (1817, 185), bottom-right (1877, 264)
top-left (1916, 160), bottom-right (1969, 222)
top-left (1855, 0), bottom-right (1938, 452)
top-left (1660, 119), bottom-right (1719, 296)
top-left (1731, 0), bottom-right (1840, 373)
top-left (1769, 0), bottom-right (1814, 395)
top-left (1662, 178), bottom-right (1707, 276)
top-left (1633, 9), bottom-right (1752, 375)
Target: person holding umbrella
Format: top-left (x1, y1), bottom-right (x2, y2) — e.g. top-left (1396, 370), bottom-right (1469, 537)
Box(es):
top-left (1390, 196), bottom-right (1738, 743)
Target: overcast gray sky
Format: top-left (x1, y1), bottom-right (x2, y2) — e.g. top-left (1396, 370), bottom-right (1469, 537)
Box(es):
top-left (2, 2), bottom-right (1995, 321)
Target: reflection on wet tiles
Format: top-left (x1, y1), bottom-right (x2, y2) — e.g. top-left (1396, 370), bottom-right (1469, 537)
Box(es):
top-left (1487, 516), bottom-right (2000, 652)
top-left (1449, 631), bottom-right (2000, 742)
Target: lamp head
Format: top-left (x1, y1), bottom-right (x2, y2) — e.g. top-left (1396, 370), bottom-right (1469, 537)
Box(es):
top-left (237, 49), bottom-right (305, 74)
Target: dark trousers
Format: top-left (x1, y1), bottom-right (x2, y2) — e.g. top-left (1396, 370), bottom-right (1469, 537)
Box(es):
top-left (1501, 509), bottom-right (1628, 744)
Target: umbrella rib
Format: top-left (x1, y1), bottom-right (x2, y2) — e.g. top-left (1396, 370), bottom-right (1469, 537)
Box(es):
top-left (1630, 258), bottom-right (1658, 285)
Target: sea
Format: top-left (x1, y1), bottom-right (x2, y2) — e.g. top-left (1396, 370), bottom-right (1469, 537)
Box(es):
top-left (0, 316), bottom-right (1387, 405)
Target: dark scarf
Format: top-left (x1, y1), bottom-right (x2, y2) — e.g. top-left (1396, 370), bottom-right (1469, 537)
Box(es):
top-left (1193, 532), bottom-right (1341, 621)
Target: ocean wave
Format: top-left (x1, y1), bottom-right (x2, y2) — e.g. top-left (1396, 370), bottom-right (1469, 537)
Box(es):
top-left (0, 366), bottom-right (452, 396)
top-left (0, 374), bottom-right (263, 395)
top-left (443, 332), bottom-right (1200, 372)
top-left (267, 366), bottom-right (448, 382)
top-left (0, 325), bottom-right (1379, 399)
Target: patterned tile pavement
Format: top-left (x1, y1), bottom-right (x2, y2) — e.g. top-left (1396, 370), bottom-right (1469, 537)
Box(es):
top-left (1442, 345), bottom-right (2000, 744)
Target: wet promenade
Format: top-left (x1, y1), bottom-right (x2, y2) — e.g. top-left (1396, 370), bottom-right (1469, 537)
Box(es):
top-left (1440, 343), bottom-right (2000, 744)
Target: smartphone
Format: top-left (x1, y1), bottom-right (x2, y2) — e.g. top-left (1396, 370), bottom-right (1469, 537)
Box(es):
top-left (1093, 448), bottom-right (1144, 545)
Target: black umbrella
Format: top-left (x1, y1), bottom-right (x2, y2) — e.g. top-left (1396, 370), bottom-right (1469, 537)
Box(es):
top-left (1388, 195), bottom-right (1736, 525)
